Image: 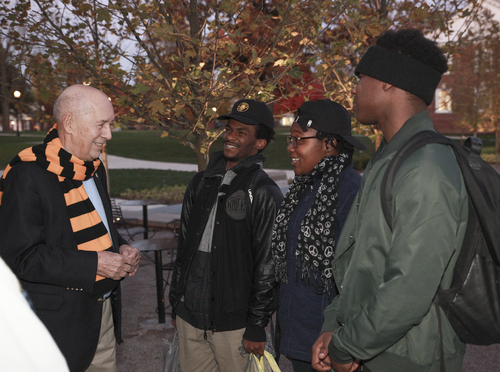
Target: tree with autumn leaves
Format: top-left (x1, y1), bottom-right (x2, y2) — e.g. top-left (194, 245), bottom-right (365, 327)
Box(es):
top-left (1, 0), bottom-right (468, 170)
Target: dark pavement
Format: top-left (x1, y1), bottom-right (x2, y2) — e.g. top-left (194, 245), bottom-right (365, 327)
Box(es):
top-left (115, 229), bottom-right (294, 372)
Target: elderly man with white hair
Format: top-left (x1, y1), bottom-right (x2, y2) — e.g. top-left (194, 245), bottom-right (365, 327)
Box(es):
top-left (0, 84), bottom-right (140, 372)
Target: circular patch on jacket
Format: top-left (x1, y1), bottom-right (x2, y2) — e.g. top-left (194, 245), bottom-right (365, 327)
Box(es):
top-left (225, 190), bottom-right (246, 220)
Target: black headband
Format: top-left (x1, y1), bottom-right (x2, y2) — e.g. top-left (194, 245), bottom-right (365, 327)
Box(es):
top-left (355, 45), bottom-right (442, 105)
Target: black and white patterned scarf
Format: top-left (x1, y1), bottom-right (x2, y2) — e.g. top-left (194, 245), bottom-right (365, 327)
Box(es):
top-left (271, 153), bottom-right (349, 292)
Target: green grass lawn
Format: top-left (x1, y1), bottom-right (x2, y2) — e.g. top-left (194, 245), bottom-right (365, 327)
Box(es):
top-left (108, 168), bottom-right (197, 201)
top-left (0, 128), bottom-right (373, 169)
top-left (0, 133), bottom-right (46, 168)
top-left (2, 129), bottom-right (497, 202)
top-left (0, 129), bottom-right (373, 202)
top-left (106, 127), bottom-right (374, 170)
top-left (106, 129), bottom-right (204, 164)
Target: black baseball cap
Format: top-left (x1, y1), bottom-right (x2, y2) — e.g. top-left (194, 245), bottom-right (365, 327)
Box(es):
top-left (295, 100), bottom-right (366, 150)
top-left (217, 99), bottom-right (274, 129)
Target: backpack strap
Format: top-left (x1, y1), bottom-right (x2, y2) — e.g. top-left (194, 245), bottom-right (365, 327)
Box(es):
top-left (381, 130), bottom-right (500, 265)
top-left (464, 136), bottom-right (484, 170)
top-left (380, 130), bottom-right (451, 230)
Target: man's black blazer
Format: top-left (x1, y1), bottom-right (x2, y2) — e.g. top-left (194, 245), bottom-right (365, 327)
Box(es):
top-left (0, 162), bottom-right (126, 372)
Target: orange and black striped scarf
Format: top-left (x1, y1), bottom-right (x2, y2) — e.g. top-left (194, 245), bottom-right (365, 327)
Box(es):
top-left (0, 125), bottom-right (111, 281)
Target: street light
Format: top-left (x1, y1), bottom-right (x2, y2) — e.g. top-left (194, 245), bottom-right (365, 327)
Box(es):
top-left (13, 90), bottom-right (21, 137)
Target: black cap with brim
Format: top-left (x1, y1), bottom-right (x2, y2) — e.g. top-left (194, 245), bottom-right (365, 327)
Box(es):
top-left (217, 99), bottom-right (274, 129)
top-left (295, 100), bottom-right (366, 150)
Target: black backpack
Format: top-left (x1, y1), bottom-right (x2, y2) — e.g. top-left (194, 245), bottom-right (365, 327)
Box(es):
top-left (381, 130), bottom-right (500, 345)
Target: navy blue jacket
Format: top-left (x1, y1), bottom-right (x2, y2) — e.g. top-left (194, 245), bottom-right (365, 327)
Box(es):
top-left (278, 163), bottom-right (361, 362)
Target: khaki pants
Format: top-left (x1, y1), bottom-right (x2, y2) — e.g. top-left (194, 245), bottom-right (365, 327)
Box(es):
top-left (177, 316), bottom-right (248, 372)
top-left (85, 298), bottom-right (117, 372)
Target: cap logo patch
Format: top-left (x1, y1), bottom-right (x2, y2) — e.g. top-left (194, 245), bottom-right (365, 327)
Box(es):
top-left (307, 120), bottom-right (312, 127)
top-left (237, 102), bottom-right (250, 112)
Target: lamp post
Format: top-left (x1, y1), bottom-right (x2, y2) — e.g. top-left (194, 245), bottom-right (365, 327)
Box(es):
top-left (13, 90), bottom-right (21, 137)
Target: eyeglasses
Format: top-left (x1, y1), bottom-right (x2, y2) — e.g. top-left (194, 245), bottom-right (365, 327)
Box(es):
top-left (286, 135), bottom-right (319, 148)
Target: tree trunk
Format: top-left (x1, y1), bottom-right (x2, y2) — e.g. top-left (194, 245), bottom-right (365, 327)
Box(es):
top-left (0, 45), bottom-right (11, 132)
top-left (102, 143), bottom-right (110, 194)
top-left (194, 131), bottom-right (210, 172)
top-left (195, 150), bottom-right (209, 172)
top-left (378, 0), bottom-right (388, 19)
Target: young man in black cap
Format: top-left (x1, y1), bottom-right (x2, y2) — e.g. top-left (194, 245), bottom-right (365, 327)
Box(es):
top-left (312, 29), bottom-right (468, 372)
top-left (169, 99), bottom-right (283, 371)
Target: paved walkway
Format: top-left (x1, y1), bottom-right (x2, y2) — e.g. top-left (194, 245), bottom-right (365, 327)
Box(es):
top-left (107, 155), bottom-right (199, 172)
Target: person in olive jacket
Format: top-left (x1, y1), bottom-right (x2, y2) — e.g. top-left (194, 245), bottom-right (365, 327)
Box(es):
top-left (169, 99), bottom-right (283, 372)
top-left (312, 29), bottom-right (468, 372)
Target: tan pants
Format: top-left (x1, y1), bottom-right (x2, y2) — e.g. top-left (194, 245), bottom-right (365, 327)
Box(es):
top-left (85, 299), bottom-right (117, 372)
top-left (177, 316), bottom-right (248, 372)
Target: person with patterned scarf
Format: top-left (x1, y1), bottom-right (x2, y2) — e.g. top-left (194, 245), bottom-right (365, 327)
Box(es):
top-left (0, 84), bottom-right (141, 372)
top-left (272, 99), bottom-right (365, 372)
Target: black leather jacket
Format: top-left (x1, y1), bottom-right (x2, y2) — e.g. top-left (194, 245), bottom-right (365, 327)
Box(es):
top-left (169, 151), bottom-right (283, 342)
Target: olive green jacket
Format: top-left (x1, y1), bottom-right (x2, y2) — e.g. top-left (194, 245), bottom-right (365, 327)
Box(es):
top-left (322, 111), bottom-right (468, 372)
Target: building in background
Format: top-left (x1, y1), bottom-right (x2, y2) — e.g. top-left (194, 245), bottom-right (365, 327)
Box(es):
top-left (431, 0), bottom-right (500, 136)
